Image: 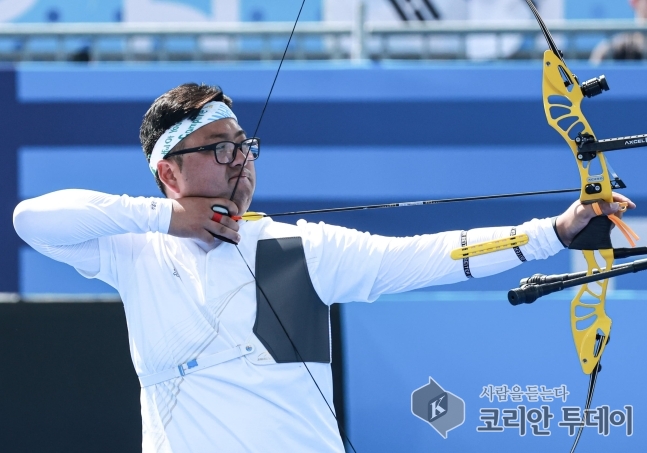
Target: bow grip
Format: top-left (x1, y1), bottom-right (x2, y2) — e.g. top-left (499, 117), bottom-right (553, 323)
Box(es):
top-left (568, 216), bottom-right (613, 251)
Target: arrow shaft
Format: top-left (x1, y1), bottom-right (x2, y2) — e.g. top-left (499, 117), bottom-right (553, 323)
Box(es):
top-left (264, 188), bottom-right (581, 218)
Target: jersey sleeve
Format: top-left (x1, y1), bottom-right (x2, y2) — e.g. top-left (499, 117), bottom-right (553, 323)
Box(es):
top-left (13, 189), bottom-right (173, 289)
top-left (298, 217), bottom-right (564, 304)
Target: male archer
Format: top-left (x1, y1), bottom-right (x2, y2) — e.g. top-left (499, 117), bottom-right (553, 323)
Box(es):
top-left (13, 83), bottom-right (633, 452)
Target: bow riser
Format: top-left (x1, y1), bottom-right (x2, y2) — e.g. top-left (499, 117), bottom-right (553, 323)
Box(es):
top-left (542, 50), bottom-right (614, 205)
top-left (541, 50), bottom-right (615, 376)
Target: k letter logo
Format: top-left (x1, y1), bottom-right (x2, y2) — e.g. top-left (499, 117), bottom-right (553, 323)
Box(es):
top-left (411, 377), bottom-right (465, 438)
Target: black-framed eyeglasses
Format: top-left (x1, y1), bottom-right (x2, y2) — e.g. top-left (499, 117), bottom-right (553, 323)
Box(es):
top-left (164, 137), bottom-right (260, 165)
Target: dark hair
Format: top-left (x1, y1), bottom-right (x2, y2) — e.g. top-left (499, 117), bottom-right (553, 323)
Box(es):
top-left (140, 83), bottom-right (233, 195)
top-left (611, 33), bottom-right (645, 60)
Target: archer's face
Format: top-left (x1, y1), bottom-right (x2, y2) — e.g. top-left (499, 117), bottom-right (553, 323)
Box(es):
top-left (165, 118), bottom-right (256, 213)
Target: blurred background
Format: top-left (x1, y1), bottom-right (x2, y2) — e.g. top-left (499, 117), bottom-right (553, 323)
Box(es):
top-left (0, 0), bottom-right (644, 61)
top-left (1, 1), bottom-right (647, 452)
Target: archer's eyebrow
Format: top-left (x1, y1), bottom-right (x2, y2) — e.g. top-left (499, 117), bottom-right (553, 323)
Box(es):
top-left (205, 129), bottom-right (247, 141)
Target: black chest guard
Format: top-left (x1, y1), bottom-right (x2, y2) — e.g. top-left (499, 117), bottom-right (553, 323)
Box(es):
top-left (253, 237), bottom-right (331, 363)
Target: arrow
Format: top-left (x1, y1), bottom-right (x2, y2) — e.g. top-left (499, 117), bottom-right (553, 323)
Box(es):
top-left (239, 187), bottom-right (581, 221)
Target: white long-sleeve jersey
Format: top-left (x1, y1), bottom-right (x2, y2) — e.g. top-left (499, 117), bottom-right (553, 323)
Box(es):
top-left (14, 189), bottom-right (564, 453)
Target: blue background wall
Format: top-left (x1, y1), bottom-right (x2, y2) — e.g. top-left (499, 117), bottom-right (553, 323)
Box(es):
top-left (566, 0), bottom-right (634, 20)
top-left (11, 61), bottom-right (647, 294)
top-left (5, 61), bottom-right (647, 452)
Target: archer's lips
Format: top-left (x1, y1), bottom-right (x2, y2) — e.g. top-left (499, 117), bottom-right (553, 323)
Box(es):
top-left (229, 173), bottom-right (251, 182)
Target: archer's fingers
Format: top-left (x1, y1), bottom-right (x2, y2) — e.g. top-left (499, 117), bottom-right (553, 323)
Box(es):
top-left (206, 219), bottom-right (241, 244)
top-left (596, 198), bottom-right (635, 218)
top-left (197, 229), bottom-right (217, 247)
top-left (611, 192), bottom-right (636, 209)
top-left (211, 213), bottom-right (240, 233)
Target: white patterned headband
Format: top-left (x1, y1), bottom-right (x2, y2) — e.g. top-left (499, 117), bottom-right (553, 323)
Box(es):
top-left (148, 101), bottom-right (238, 175)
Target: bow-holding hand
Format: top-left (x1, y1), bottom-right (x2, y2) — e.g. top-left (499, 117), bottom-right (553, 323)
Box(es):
top-left (555, 193), bottom-right (636, 247)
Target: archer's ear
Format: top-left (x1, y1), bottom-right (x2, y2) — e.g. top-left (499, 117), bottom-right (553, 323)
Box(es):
top-left (157, 160), bottom-right (181, 196)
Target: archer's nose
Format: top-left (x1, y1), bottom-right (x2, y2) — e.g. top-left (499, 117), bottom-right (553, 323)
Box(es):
top-left (230, 145), bottom-right (249, 167)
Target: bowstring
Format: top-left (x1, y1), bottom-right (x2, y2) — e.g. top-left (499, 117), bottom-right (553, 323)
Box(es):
top-left (227, 1), bottom-right (358, 451)
top-left (230, 0), bottom-right (305, 202)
